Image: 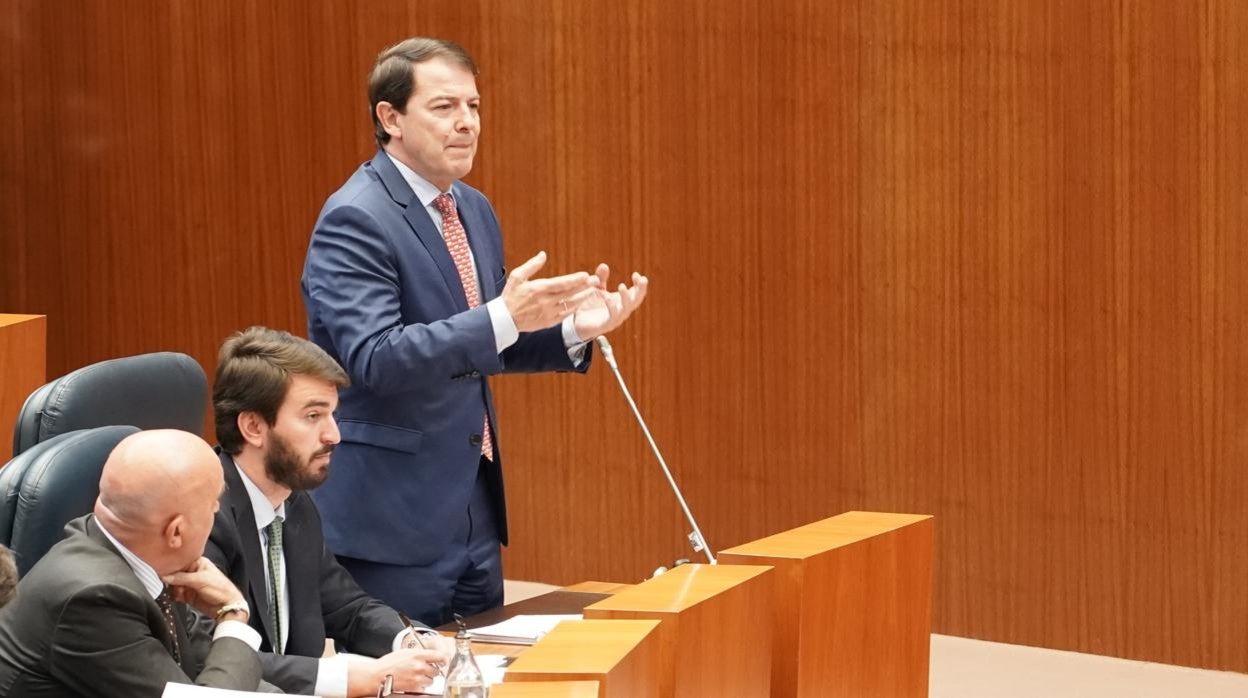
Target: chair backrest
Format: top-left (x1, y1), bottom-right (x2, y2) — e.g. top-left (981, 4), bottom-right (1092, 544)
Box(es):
top-left (0, 426), bottom-right (139, 576)
top-left (12, 352), bottom-right (207, 457)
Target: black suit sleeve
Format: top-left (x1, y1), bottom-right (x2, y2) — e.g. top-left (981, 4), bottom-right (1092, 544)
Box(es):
top-left (257, 652), bottom-right (321, 695)
top-left (318, 538), bottom-right (408, 657)
top-left (48, 584), bottom-right (261, 695)
top-left (204, 510), bottom-right (249, 595)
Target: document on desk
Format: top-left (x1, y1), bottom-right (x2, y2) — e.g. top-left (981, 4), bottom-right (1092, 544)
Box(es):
top-left (467, 614), bottom-right (583, 644)
top-left (480, 654), bottom-right (509, 685)
top-left (163, 685), bottom-right (318, 698)
top-left (415, 673), bottom-right (445, 695)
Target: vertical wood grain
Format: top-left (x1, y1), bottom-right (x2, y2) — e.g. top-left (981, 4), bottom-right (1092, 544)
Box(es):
top-left (1, 0), bottom-right (1245, 671)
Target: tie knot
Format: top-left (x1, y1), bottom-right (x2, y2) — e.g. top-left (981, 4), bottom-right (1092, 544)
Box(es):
top-left (156, 586), bottom-right (174, 607)
top-left (433, 192), bottom-right (457, 219)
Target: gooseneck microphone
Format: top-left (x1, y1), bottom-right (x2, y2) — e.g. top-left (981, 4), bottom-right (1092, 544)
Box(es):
top-left (596, 336), bottom-right (716, 564)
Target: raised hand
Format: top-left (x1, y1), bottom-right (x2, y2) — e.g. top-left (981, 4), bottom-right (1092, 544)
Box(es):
top-left (501, 251), bottom-right (601, 332)
top-left (572, 263), bottom-right (649, 340)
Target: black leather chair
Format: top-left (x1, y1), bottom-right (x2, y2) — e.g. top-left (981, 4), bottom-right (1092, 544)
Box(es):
top-left (0, 426), bottom-right (139, 576)
top-left (12, 352), bottom-right (207, 457)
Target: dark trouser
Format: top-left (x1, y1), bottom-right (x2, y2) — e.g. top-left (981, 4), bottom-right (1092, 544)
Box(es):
top-left (337, 459), bottom-right (503, 627)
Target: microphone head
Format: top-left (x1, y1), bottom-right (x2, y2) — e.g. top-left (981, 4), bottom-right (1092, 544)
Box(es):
top-left (595, 335), bottom-right (617, 368)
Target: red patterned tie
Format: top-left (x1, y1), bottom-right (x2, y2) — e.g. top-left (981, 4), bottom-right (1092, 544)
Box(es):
top-left (433, 192), bottom-right (494, 461)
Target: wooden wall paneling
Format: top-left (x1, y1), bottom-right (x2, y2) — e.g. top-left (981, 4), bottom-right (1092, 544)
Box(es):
top-left (2, 0), bottom-right (1247, 672)
top-left (1206, 0), bottom-right (1248, 671)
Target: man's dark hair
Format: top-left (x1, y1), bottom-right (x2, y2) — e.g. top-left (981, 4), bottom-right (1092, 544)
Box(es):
top-left (213, 326), bottom-right (349, 455)
top-left (368, 36), bottom-right (479, 147)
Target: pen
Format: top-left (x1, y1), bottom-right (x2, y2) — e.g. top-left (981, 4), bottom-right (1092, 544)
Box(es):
top-left (399, 612), bottom-right (446, 677)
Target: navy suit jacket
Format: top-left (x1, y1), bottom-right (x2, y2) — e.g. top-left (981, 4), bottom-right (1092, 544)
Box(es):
top-left (301, 151), bottom-right (589, 565)
top-left (204, 452), bottom-right (410, 694)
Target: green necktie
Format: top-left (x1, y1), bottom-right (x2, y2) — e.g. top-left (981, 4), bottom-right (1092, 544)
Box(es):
top-left (266, 516), bottom-right (285, 653)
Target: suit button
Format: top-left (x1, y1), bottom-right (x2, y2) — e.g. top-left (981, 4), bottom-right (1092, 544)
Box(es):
top-left (469, 434), bottom-right (483, 446)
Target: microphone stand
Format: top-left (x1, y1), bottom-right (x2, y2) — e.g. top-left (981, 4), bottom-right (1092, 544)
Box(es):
top-left (595, 336), bottom-right (716, 565)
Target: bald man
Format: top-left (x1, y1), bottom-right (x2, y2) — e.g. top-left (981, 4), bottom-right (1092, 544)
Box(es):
top-left (0, 430), bottom-right (266, 697)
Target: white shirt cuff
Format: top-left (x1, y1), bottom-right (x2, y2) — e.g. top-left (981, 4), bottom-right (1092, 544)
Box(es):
top-left (212, 620), bottom-right (262, 651)
top-left (314, 653), bottom-right (350, 698)
top-left (486, 298), bottom-right (519, 353)
top-left (562, 315), bottom-right (589, 366)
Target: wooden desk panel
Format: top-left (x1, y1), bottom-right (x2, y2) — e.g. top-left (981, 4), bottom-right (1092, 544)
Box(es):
top-left (505, 619), bottom-right (662, 698)
top-left (491, 681), bottom-right (601, 698)
top-left (720, 512), bottom-right (934, 698)
top-left (585, 564), bottom-right (773, 698)
top-left (0, 314), bottom-right (46, 463)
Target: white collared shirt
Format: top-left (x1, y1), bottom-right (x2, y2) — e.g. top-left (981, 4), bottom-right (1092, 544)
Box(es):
top-left (385, 154), bottom-right (587, 362)
top-left (95, 518), bottom-right (261, 651)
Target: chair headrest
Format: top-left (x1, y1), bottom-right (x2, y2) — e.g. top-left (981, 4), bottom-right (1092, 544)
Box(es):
top-left (12, 352), bottom-right (207, 456)
top-left (2, 426), bottom-right (139, 576)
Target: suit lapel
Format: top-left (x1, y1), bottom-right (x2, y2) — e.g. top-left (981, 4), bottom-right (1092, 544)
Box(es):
top-left (220, 454), bottom-right (280, 649)
top-left (371, 151), bottom-right (471, 310)
top-left (281, 494), bottom-right (318, 655)
top-left (83, 516), bottom-right (186, 665)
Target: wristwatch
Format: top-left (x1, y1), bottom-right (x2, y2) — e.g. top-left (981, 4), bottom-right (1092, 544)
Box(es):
top-left (215, 600), bottom-right (250, 621)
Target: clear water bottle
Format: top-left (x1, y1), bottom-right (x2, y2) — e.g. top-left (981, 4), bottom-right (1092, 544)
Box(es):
top-left (444, 615), bottom-right (488, 698)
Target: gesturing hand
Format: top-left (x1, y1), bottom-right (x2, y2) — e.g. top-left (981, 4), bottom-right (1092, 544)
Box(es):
top-left (501, 251), bottom-right (600, 332)
top-left (572, 263), bottom-right (649, 340)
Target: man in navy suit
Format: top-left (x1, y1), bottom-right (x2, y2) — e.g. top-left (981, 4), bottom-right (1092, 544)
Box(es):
top-left (301, 37), bottom-right (648, 625)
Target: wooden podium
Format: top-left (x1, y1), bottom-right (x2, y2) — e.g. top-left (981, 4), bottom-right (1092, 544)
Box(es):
top-left (583, 563), bottom-right (773, 698)
top-left (0, 314), bottom-right (46, 462)
top-left (504, 618), bottom-right (663, 697)
top-left (719, 511), bottom-right (934, 698)
top-left (491, 681), bottom-right (601, 697)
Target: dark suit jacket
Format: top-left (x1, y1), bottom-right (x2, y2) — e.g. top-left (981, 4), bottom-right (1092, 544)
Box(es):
top-left (0, 515), bottom-right (262, 697)
top-left (301, 150), bottom-right (589, 566)
top-left (205, 452), bottom-right (409, 694)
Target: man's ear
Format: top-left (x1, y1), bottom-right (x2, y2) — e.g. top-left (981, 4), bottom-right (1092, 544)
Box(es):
top-left (164, 514), bottom-right (187, 549)
top-left (376, 101), bottom-right (404, 140)
top-left (237, 411), bottom-right (267, 449)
